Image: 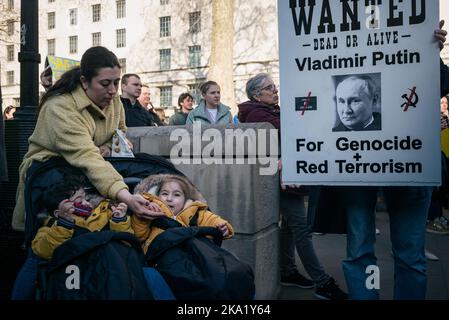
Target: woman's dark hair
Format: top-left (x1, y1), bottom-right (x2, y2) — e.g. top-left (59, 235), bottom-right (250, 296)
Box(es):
top-left (38, 46), bottom-right (121, 113)
top-left (42, 175), bottom-right (88, 215)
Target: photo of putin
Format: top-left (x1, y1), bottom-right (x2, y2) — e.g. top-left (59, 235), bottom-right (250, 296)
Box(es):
top-left (332, 74), bottom-right (381, 132)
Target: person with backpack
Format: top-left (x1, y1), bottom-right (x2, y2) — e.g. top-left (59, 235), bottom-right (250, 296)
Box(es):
top-left (131, 174), bottom-right (234, 252)
top-left (32, 176), bottom-right (132, 260)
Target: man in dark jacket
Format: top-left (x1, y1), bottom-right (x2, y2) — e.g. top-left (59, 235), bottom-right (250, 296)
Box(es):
top-left (121, 74), bottom-right (156, 127)
top-left (169, 93), bottom-right (194, 125)
top-left (137, 85), bottom-right (164, 126)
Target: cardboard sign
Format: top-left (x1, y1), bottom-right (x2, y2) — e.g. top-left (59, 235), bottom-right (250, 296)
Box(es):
top-left (278, 0), bottom-right (441, 186)
top-left (46, 55), bottom-right (80, 83)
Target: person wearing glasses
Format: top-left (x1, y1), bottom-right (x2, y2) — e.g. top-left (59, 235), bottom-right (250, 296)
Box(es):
top-left (238, 73), bottom-right (348, 300)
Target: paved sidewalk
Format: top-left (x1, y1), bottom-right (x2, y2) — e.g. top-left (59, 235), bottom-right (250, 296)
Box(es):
top-left (278, 210), bottom-right (449, 300)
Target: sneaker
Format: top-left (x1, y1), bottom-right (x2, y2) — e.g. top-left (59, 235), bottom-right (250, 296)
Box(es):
top-left (375, 228), bottom-right (380, 235)
top-left (425, 249), bottom-right (439, 261)
top-left (314, 277), bottom-right (348, 300)
top-left (281, 270), bottom-right (315, 289)
top-left (426, 218), bottom-right (449, 235)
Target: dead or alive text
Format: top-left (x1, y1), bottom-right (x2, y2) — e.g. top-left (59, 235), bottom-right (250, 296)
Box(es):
top-left (295, 50), bottom-right (420, 71)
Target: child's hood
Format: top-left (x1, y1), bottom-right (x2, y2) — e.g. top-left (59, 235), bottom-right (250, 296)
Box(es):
top-left (134, 174), bottom-right (207, 203)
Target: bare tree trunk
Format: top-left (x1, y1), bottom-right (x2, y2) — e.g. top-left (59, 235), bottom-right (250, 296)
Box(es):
top-left (208, 0), bottom-right (236, 114)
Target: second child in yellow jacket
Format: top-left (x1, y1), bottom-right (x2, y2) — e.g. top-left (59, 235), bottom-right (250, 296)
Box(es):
top-left (32, 180), bottom-right (133, 260)
top-left (131, 174), bottom-right (234, 254)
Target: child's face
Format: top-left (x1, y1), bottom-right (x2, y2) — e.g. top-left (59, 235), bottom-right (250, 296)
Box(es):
top-left (159, 181), bottom-right (186, 215)
top-left (69, 188), bottom-right (94, 216)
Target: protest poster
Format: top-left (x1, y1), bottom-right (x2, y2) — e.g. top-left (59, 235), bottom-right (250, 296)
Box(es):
top-left (45, 55), bottom-right (80, 83)
top-left (278, 0), bottom-right (441, 186)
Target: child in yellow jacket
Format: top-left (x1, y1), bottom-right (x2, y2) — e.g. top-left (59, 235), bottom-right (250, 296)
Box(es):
top-left (131, 174), bottom-right (234, 254)
top-left (32, 177), bottom-right (133, 260)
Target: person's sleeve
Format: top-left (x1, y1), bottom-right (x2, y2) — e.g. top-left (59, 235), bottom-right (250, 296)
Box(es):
top-left (247, 108), bottom-right (280, 129)
top-left (31, 221), bottom-right (75, 260)
top-left (441, 59), bottom-right (449, 98)
top-left (168, 115), bottom-right (176, 125)
top-left (110, 215), bottom-right (134, 234)
top-left (198, 211), bottom-right (235, 239)
top-left (44, 100), bottom-right (128, 199)
top-left (131, 215), bottom-right (151, 242)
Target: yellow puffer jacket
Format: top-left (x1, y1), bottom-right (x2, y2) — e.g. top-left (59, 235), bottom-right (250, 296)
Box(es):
top-left (32, 200), bottom-right (134, 260)
top-left (131, 193), bottom-right (234, 254)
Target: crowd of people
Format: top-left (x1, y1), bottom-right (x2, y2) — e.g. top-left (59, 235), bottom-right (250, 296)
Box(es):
top-left (2, 17), bottom-right (449, 301)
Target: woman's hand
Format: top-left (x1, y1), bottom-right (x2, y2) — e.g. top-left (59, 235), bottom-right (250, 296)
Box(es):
top-left (435, 20), bottom-right (447, 51)
top-left (278, 159), bottom-right (302, 190)
top-left (117, 189), bottom-right (165, 220)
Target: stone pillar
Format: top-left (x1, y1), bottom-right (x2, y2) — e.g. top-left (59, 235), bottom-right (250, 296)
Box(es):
top-left (127, 123), bottom-right (280, 299)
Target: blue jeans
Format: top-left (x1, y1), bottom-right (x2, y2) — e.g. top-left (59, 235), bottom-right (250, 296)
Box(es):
top-left (142, 267), bottom-right (176, 300)
top-left (11, 249), bottom-right (41, 300)
top-left (340, 186), bottom-right (430, 300)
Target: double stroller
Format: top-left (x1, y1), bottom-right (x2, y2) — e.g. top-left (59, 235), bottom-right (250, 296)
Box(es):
top-left (22, 153), bottom-right (183, 300)
top-left (21, 153), bottom-right (255, 300)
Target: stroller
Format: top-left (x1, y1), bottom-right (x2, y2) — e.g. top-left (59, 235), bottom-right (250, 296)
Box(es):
top-left (22, 153), bottom-right (184, 300)
top-left (21, 153), bottom-right (254, 300)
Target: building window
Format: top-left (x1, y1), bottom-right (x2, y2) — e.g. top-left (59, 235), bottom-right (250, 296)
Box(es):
top-left (47, 39), bottom-right (55, 56)
top-left (48, 12), bottom-right (55, 29)
top-left (116, 0), bottom-right (126, 19)
top-left (188, 83), bottom-right (201, 103)
top-left (116, 29), bottom-right (126, 48)
top-left (92, 32), bottom-right (101, 46)
top-left (189, 11), bottom-right (201, 33)
top-left (160, 0), bottom-right (169, 5)
top-left (160, 86), bottom-right (172, 107)
top-left (7, 20), bottom-right (14, 36)
top-left (118, 58), bottom-right (126, 74)
top-left (188, 45), bottom-right (201, 67)
top-left (92, 4), bottom-right (101, 22)
top-left (13, 97), bottom-right (20, 106)
top-left (69, 8), bottom-right (77, 26)
top-left (48, 0), bottom-right (55, 2)
top-left (7, 71), bottom-right (14, 85)
top-left (159, 16), bottom-right (171, 37)
top-left (7, 0), bottom-right (14, 10)
top-left (7, 45), bottom-right (14, 62)
top-left (69, 36), bottom-right (78, 54)
top-left (159, 49), bottom-right (171, 70)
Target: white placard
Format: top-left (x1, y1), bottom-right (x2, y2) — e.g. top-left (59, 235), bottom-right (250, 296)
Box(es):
top-left (278, 0), bottom-right (441, 186)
